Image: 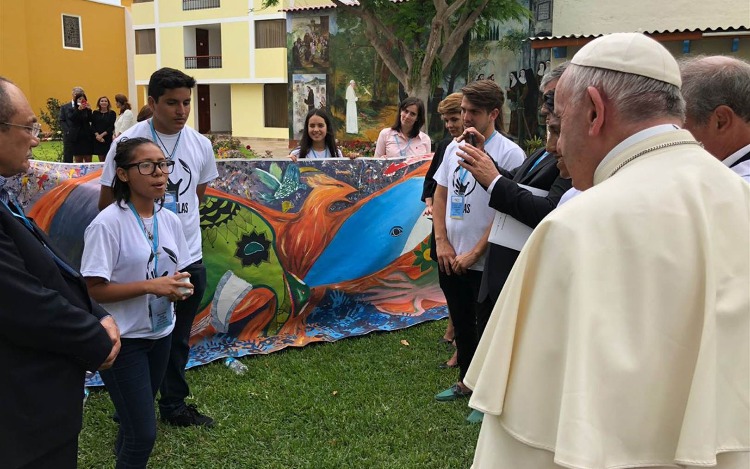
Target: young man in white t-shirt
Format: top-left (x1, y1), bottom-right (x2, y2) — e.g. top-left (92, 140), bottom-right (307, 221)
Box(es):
top-left (433, 79), bottom-right (525, 404)
top-left (99, 68), bottom-right (219, 427)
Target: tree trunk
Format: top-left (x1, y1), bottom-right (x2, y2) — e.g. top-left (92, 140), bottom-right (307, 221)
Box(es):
top-left (405, 82), bottom-right (431, 132)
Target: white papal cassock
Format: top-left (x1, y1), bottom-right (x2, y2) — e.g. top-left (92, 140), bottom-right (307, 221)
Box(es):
top-left (465, 128), bottom-right (750, 469)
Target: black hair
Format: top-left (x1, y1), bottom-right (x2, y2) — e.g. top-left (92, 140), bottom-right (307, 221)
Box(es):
top-left (298, 108), bottom-right (339, 159)
top-left (111, 137), bottom-right (165, 209)
top-left (148, 68), bottom-right (196, 102)
top-left (391, 97), bottom-right (425, 139)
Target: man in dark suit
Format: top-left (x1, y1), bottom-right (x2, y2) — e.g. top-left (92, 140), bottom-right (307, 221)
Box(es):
top-left (0, 77), bottom-right (119, 469)
top-left (680, 55), bottom-right (750, 182)
top-left (458, 63), bottom-right (572, 332)
top-left (58, 86), bottom-right (83, 163)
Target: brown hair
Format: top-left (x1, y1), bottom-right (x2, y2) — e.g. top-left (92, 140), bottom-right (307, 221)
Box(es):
top-left (437, 92), bottom-right (462, 116)
top-left (114, 94), bottom-right (131, 114)
top-left (136, 105), bottom-right (153, 122)
top-left (461, 79), bottom-right (505, 131)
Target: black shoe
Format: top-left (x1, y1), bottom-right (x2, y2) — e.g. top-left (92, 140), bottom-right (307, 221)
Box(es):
top-left (161, 404), bottom-right (215, 428)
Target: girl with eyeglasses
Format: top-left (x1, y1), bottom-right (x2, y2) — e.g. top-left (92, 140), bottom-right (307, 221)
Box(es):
top-left (80, 137), bottom-right (193, 469)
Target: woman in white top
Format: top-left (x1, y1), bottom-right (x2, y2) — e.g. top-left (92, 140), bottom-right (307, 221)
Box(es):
top-left (114, 94), bottom-right (136, 138)
top-left (289, 109), bottom-right (349, 161)
top-left (374, 97), bottom-right (432, 158)
top-left (80, 137), bottom-right (192, 469)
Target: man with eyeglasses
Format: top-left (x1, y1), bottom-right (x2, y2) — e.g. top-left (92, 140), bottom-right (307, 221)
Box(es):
top-left (0, 77), bottom-right (120, 468)
top-left (99, 67), bottom-right (218, 428)
top-left (456, 63), bottom-right (572, 366)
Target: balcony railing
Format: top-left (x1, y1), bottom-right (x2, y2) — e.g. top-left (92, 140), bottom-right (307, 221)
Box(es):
top-left (185, 55), bottom-right (222, 69)
top-left (182, 0), bottom-right (220, 10)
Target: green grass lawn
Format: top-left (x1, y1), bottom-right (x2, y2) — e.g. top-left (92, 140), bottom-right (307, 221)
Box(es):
top-left (33, 140), bottom-right (64, 162)
top-left (79, 320), bottom-right (480, 468)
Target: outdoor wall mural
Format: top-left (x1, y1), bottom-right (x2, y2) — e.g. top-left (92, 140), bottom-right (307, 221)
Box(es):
top-left (286, 11), bottom-right (469, 149)
top-left (11, 157), bottom-right (446, 385)
top-left (468, 9), bottom-right (551, 145)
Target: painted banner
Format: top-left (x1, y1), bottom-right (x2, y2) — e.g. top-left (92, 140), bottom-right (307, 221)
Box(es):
top-left (8, 156), bottom-right (447, 384)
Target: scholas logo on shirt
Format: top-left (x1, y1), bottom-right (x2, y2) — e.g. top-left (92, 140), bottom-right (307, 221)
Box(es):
top-left (452, 166), bottom-right (477, 196)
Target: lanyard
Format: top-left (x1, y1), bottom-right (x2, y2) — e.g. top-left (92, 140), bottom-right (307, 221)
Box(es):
top-left (310, 148), bottom-right (327, 158)
top-left (484, 130), bottom-right (498, 146)
top-left (149, 119), bottom-right (182, 160)
top-left (526, 151), bottom-right (548, 175)
top-left (128, 202), bottom-right (159, 276)
top-left (393, 133), bottom-right (412, 157)
top-left (1, 197), bottom-right (79, 277)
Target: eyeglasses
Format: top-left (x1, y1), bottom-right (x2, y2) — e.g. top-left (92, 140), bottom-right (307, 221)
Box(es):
top-left (121, 160), bottom-right (175, 175)
top-left (542, 91), bottom-right (555, 113)
top-left (1, 122), bottom-right (42, 138)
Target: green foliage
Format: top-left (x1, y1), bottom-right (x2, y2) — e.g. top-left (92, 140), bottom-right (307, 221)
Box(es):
top-left (39, 97), bottom-right (63, 140)
top-left (32, 140), bottom-right (64, 162)
top-left (79, 320), bottom-right (480, 468)
top-left (524, 135), bottom-right (544, 155)
top-left (498, 27), bottom-right (529, 53)
top-left (208, 134), bottom-right (261, 159)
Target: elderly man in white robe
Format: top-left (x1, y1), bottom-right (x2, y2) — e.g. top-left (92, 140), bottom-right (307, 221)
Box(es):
top-left (465, 33), bottom-right (750, 469)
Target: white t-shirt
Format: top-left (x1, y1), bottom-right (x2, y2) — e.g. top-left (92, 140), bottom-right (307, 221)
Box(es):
top-left (81, 204), bottom-right (192, 339)
top-left (435, 132), bottom-right (525, 271)
top-left (100, 120), bottom-right (219, 265)
top-left (290, 146), bottom-right (344, 159)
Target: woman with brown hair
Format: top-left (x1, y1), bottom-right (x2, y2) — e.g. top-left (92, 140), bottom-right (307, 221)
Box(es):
top-left (114, 94), bottom-right (136, 138)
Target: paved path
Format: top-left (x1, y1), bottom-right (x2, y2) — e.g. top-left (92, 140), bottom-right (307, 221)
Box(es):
top-left (237, 137), bottom-right (291, 158)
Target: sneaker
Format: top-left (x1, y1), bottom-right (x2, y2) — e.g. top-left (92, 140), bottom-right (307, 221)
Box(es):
top-left (466, 409), bottom-right (484, 424)
top-left (435, 383), bottom-right (472, 402)
top-left (161, 404), bottom-right (215, 428)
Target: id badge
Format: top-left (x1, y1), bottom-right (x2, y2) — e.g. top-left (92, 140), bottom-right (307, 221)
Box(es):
top-left (149, 296), bottom-right (173, 333)
top-left (163, 191), bottom-right (177, 214)
top-left (450, 195), bottom-right (465, 220)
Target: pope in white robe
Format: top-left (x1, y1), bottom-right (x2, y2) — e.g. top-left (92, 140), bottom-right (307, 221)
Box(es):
top-left (465, 33), bottom-right (750, 469)
top-left (346, 80), bottom-right (358, 134)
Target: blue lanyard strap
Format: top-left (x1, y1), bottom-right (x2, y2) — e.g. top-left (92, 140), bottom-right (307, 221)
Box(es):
top-left (128, 202), bottom-right (159, 275)
top-left (149, 119), bottom-right (182, 160)
top-left (484, 130), bottom-right (498, 146)
top-left (393, 133), bottom-right (412, 157)
top-left (1, 198), bottom-right (79, 277)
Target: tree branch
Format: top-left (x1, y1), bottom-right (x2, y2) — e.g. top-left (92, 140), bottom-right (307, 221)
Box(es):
top-left (439, 0), bottom-right (490, 64)
top-left (333, 1), bottom-right (411, 87)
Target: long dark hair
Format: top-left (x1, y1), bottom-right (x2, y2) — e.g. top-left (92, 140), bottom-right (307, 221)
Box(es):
top-left (111, 137), bottom-right (164, 209)
top-left (391, 97), bottom-right (425, 139)
top-left (298, 108), bottom-right (339, 159)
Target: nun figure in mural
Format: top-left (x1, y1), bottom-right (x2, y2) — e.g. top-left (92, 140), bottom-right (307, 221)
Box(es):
top-left (305, 86), bottom-right (315, 113)
top-left (507, 71), bottom-right (520, 139)
top-left (522, 68), bottom-right (539, 139)
top-left (346, 80), bottom-right (359, 134)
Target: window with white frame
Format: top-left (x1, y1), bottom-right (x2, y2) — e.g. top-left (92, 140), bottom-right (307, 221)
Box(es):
top-left (62, 14), bottom-right (82, 50)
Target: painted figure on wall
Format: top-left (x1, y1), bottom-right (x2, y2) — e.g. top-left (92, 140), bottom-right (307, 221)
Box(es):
top-left (346, 80), bottom-right (359, 134)
top-left (305, 86), bottom-right (315, 113)
top-left (292, 74), bottom-right (327, 140)
top-left (291, 17), bottom-right (331, 70)
top-left (507, 71), bottom-right (519, 138)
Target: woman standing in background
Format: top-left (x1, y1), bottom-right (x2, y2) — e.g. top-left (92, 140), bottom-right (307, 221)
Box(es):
top-left (114, 94), bottom-right (136, 138)
top-left (91, 96), bottom-right (116, 162)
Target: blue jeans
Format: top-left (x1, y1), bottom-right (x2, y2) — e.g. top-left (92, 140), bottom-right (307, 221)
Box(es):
top-left (158, 260), bottom-right (207, 417)
top-left (100, 335), bottom-right (172, 469)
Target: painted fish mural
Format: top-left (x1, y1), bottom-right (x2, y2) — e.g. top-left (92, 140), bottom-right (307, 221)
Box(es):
top-left (14, 157), bottom-right (447, 382)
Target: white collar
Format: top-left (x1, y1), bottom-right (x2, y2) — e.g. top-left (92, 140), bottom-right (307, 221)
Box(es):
top-left (598, 124), bottom-right (680, 171)
top-left (722, 142), bottom-right (750, 168)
